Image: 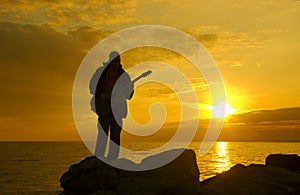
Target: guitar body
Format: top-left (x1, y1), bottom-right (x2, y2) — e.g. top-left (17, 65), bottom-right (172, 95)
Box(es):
top-left (92, 70), bottom-right (152, 117)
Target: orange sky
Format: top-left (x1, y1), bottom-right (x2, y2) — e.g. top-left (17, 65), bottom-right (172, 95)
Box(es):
top-left (0, 0), bottom-right (299, 141)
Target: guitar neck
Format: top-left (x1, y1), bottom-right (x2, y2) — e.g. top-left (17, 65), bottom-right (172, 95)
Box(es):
top-left (132, 75), bottom-right (144, 84)
top-left (132, 70), bottom-right (152, 84)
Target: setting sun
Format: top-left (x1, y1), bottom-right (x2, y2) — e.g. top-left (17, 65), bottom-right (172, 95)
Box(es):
top-left (209, 103), bottom-right (237, 118)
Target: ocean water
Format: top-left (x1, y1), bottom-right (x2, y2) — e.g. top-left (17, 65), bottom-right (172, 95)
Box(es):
top-left (0, 141), bottom-right (300, 194)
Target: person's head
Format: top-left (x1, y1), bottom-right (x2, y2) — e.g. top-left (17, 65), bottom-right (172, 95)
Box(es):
top-left (107, 51), bottom-right (121, 69)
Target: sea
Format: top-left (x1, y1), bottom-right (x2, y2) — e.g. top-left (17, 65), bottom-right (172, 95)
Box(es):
top-left (1, 141), bottom-right (300, 194)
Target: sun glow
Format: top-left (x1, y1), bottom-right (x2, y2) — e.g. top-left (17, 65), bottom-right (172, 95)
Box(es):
top-left (215, 142), bottom-right (230, 173)
top-left (209, 103), bottom-right (237, 118)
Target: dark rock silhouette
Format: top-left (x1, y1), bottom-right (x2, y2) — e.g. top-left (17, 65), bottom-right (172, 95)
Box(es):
top-left (266, 154), bottom-right (300, 173)
top-left (60, 149), bottom-right (199, 195)
top-left (199, 164), bottom-right (300, 195)
top-left (60, 150), bottom-right (300, 195)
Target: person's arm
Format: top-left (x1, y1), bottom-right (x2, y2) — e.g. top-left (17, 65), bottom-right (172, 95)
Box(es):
top-left (89, 67), bottom-right (104, 95)
top-left (128, 81), bottom-right (134, 100)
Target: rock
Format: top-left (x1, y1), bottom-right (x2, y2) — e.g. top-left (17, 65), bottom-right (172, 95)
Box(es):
top-left (60, 149), bottom-right (199, 195)
top-left (60, 156), bottom-right (119, 194)
top-left (61, 150), bottom-right (300, 194)
top-left (200, 164), bottom-right (300, 195)
top-left (266, 154), bottom-right (300, 173)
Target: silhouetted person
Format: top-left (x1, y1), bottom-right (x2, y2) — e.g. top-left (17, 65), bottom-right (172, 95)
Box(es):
top-left (90, 51), bottom-right (134, 161)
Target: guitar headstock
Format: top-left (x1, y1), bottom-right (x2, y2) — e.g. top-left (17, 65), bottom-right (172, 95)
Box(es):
top-left (141, 70), bottom-right (152, 78)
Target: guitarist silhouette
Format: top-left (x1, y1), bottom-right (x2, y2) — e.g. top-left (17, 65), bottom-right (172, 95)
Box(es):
top-left (89, 51), bottom-right (151, 160)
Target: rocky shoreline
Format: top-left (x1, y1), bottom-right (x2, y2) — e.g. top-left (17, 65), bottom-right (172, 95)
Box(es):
top-left (60, 149), bottom-right (300, 195)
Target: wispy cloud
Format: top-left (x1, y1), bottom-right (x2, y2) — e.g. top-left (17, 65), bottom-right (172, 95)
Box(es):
top-left (0, 0), bottom-right (139, 30)
top-left (228, 107), bottom-right (300, 124)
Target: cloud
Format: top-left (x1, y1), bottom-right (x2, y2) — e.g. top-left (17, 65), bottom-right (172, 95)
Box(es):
top-left (212, 107), bottom-right (300, 141)
top-left (180, 25), bottom-right (269, 69)
top-left (156, 107), bottom-right (300, 142)
top-left (0, 0), bottom-right (139, 30)
top-left (0, 21), bottom-right (111, 79)
top-left (0, 21), bottom-right (110, 140)
top-left (228, 107), bottom-right (300, 124)
top-left (0, 22), bottom-right (96, 102)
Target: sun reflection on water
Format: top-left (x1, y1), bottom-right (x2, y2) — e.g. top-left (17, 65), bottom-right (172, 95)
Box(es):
top-left (215, 142), bottom-right (230, 173)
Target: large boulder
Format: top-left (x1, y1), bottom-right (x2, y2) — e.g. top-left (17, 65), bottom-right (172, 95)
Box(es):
top-left (266, 154), bottom-right (300, 173)
top-left (199, 164), bottom-right (300, 195)
top-left (60, 149), bottom-right (199, 195)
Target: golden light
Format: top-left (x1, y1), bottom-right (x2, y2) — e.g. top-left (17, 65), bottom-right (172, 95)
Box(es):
top-left (217, 142), bottom-right (227, 156)
top-left (215, 142), bottom-right (230, 173)
top-left (209, 103), bottom-right (237, 118)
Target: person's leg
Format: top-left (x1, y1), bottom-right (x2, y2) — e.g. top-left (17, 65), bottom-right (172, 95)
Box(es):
top-left (95, 115), bottom-right (110, 158)
top-left (107, 114), bottom-right (122, 161)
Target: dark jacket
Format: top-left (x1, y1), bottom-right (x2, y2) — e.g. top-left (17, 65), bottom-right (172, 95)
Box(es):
top-left (90, 63), bottom-right (133, 118)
